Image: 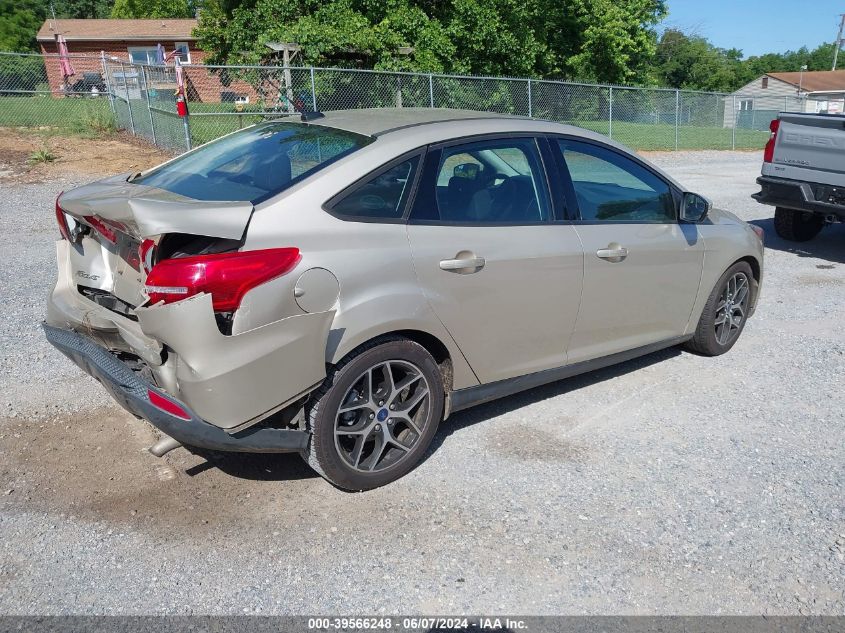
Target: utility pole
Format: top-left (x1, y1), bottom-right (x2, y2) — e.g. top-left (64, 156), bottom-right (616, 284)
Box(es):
top-left (833, 13), bottom-right (845, 71)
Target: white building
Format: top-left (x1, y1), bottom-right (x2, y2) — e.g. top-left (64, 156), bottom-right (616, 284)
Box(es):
top-left (725, 70), bottom-right (845, 128)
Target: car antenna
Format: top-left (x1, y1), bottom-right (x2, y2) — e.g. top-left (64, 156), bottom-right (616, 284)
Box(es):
top-left (301, 111), bottom-right (325, 122)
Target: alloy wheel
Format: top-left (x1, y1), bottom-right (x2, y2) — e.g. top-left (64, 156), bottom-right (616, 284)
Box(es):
top-left (334, 360), bottom-right (431, 473)
top-left (714, 272), bottom-right (749, 346)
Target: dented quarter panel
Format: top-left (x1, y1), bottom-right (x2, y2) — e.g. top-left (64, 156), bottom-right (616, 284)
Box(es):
top-left (135, 293), bottom-right (335, 429)
top-left (243, 153), bottom-right (481, 391)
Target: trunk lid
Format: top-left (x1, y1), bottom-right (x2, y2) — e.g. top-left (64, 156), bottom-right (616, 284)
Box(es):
top-left (58, 173), bottom-right (254, 241)
top-left (58, 174), bottom-right (254, 310)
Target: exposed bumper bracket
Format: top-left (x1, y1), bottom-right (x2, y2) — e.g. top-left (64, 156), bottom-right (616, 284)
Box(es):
top-left (43, 323), bottom-right (309, 454)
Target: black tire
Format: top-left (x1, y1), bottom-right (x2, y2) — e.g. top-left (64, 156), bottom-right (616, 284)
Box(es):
top-left (685, 261), bottom-right (754, 357)
top-left (773, 207), bottom-right (824, 242)
top-left (304, 337), bottom-right (444, 491)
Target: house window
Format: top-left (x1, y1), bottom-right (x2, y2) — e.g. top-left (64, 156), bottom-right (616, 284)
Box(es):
top-left (128, 46), bottom-right (159, 65)
top-left (174, 42), bottom-right (191, 63)
top-left (740, 99), bottom-right (753, 111)
top-left (762, 77), bottom-right (768, 89)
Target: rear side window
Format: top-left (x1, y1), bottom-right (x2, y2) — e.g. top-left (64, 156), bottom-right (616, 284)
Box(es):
top-left (329, 156), bottom-right (420, 221)
top-left (557, 140), bottom-right (675, 223)
top-left (413, 138), bottom-right (550, 224)
top-left (133, 122), bottom-right (372, 204)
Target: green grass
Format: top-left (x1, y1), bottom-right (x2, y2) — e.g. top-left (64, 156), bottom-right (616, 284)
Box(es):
top-left (27, 148), bottom-right (56, 164)
top-left (0, 95), bottom-right (769, 152)
top-left (0, 95), bottom-right (114, 136)
top-left (572, 120), bottom-right (768, 151)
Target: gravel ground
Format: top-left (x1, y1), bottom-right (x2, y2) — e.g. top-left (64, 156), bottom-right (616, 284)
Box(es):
top-left (0, 148), bottom-right (843, 615)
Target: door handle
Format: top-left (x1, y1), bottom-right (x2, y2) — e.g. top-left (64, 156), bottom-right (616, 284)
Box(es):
top-left (439, 256), bottom-right (485, 273)
top-left (596, 245), bottom-right (629, 261)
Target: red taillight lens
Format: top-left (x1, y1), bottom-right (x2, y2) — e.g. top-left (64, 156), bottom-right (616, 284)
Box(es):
top-left (144, 247), bottom-right (301, 312)
top-left (83, 215), bottom-right (117, 243)
top-left (139, 239), bottom-right (156, 274)
top-left (148, 389), bottom-right (191, 420)
top-left (763, 119), bottom-right (779, 163)
top-left (55, 193), bottom-right (71, 241)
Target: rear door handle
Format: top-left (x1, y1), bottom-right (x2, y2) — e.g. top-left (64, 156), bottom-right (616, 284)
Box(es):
top-left (439, 256), bottom-right (486, 273)
top-left (596, 246), bottom-right (629, 261)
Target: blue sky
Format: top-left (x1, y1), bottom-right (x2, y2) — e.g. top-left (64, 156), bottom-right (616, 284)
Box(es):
top-left (659, 0), bottom-right (844, 58)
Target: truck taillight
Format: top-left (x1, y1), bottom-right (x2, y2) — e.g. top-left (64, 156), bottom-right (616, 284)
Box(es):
top-left (763, 119), bottom-right (779, 163)
top-left (55, 193), bottom-right (71, 241)
top-left (143, 247), bottom-right (301, 312)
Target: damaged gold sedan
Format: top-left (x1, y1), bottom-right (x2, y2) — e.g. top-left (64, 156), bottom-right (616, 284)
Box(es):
top-left (45, 109), bottom-right (764, 490)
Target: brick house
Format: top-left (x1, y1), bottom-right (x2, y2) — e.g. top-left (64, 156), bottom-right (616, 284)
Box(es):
top-left (37, 19), bottom-right (205, 93)
top-left (36, 18), bottom-right (299, 105)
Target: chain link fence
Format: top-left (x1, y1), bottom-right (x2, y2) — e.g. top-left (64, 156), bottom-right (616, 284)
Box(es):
top-left (1, 50), bottom-right (827, 155)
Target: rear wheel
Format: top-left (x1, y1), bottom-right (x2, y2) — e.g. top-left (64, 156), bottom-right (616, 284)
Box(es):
top-left (685, 262), bottom-right (754, 357)
top-left (304, 338), bottom-right (444, 491)
top-left (774, 207), bottom-right (824, 242)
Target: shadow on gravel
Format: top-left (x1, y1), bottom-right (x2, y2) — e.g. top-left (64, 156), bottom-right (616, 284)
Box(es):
top-left (750, 218), bottom-right (845, 264)
top-left (182, 448), bottom-right (317, 482)
top-left (429, 345), bottom-right (682, 456)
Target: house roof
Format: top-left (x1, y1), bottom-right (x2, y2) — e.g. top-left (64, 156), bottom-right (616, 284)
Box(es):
top-left (37, 19), bottom-right (198, 42)
top-left (767, 70), bottom-right (845, 93)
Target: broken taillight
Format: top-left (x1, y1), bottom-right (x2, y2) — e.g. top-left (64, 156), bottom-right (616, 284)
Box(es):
top-left (143, 247), bottom-right (301, 312)
top-left (55, 193), bottom-right (71, 241)
top-left (763, 119), bottom-right (779, 163)
top-left (139, 239), bottom-right (156, 274)
top-left (83, 215), bottom-right (118, 243)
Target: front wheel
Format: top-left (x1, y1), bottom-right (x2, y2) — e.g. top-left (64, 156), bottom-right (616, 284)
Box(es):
top-left (685, 262), bottom-right (754, 357)
top-left (774, 207), bottom-right (824, 242)
top-left (304, 337), bottom-right (444, 491)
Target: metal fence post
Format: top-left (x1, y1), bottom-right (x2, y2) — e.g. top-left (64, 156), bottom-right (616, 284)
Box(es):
top-left (527, 79), bottom-right (532, 118)
top-left (140, 65), bottom-right (157, 146)
top-left (429, 74), bottom-right (434, 108)
top-left (674, 89), bottom-right (680, 151)
top-left (101, 51), bottom-right (115, 114)
top-left (608, 86), bottom-right (613, 140)
top-left (731, 95), bottom-right (736, 150)
top-left (310, 67), bottom-right (317, 111)
top-left (120, 60), bottom-right (135, 135)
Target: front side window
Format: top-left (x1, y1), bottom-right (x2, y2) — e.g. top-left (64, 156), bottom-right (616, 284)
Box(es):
top-left (416, 138), bottom-right (550, 224)
top-left (558, 140), bottom-right (675, 223)
top-left (329, 156), bottom-right (420, 220)
top-left (133, 122), bottom-right (372, 203)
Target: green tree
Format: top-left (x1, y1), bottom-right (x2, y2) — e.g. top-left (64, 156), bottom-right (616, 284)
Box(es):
top-left (0, 0), bottom-right (46, 51)
top-left (194, 0), bottom-right (666, 83)
top-left (111, 0), bottom-right (193, 18)
top-left (653, 29), bottom-right (742, 91)
top-left (53, 0), bottom-right (114, 19)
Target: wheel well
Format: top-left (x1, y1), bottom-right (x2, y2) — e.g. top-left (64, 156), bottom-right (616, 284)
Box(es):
top-left (385, 329), bottom-right (453, 394)
top-left (392, 329), bottom-right (450, 365)
top-left (738, 255), bottom-right (761, 283)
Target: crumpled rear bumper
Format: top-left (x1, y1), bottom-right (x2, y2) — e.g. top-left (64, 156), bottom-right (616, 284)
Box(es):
top-left (43, 323), bottom-right (309, 453)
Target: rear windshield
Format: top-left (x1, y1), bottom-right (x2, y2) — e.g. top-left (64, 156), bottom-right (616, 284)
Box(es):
top-left (133, 121), bottom-right (372, 203)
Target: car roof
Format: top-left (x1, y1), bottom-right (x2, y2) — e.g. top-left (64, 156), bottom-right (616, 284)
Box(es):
top-left (297, 108), bottom-right (686, 192)
top-left (307, 108), bottom-right (520, 137)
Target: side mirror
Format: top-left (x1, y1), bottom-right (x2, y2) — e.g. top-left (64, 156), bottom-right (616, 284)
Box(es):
top-left (681, 192), bottom-right (711, 223)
